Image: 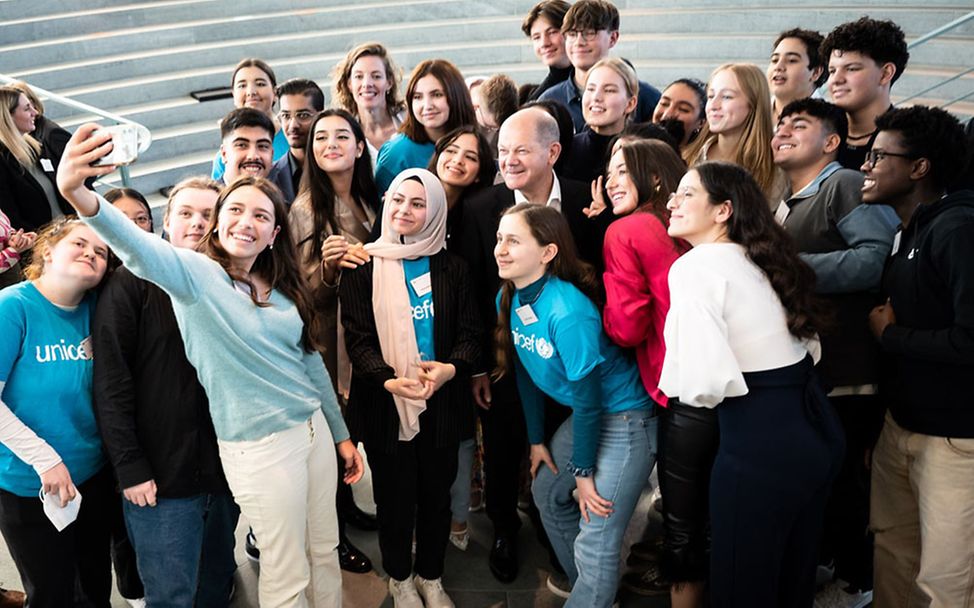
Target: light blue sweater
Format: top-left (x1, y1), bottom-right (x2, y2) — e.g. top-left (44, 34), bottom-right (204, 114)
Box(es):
top-left (84, 197), bottom-right (349, 443)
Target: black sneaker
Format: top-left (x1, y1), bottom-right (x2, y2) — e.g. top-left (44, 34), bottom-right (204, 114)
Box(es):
top-left (621, 565), bottom-right (671, 596)
top-left (626, 536), bottom-right (664, 566)
top-left (245, 530), bottom-right (260, 562)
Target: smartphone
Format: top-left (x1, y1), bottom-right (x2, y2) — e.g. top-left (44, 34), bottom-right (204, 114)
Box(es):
top-left (92, 124), bottom-right (140, 166)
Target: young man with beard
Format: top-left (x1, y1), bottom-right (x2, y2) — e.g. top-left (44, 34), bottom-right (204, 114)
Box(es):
top-left (771, 98), bottom-right (898, 608)
top-left (272, 79), bottom-right (324, 205)
top-left (864, 106), bottom-right (974, 608)
top-left (219, 107), bottom-right (275, 184)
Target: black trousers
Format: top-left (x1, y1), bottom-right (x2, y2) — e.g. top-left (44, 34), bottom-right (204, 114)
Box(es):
top-left (709, 359), bottom-right (844, 608)
top-left (366, 429), bottom-right (458, 581)
top-left (477, 374), bottom-right (526, 537)
top-left (820, 393), bottom-right (884, 590)
top-left (0, 466), bottom-right (116, 608)
top-left (658, 400), bottom-right (719, 583)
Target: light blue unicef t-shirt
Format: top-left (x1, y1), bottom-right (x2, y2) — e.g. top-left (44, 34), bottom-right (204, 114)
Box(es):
top-left (0, 283), bottom-right (106, 497)
top-left (507, 276), bottom-right (652, 414)
top-left (404, 257), bottom-right (435, 360)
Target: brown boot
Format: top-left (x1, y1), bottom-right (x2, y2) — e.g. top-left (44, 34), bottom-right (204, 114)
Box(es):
top-left (0, 588), bottom-right (25, 608)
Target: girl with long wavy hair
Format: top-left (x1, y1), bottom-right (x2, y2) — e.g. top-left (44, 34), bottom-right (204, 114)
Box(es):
top-left (288, 107), bottom-right (379, 573)
top-left (660, 161), bottom-right (843, 607)
top-left (57, 123), bottom-right (364, 608)
top-left (493, 203), bottom-right (657, 607)
top-left (682, 64), bottom-right (785, 203)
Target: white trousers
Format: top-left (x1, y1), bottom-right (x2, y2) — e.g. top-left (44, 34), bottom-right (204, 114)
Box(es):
top-left (219, 409), bottom-right (341, 608)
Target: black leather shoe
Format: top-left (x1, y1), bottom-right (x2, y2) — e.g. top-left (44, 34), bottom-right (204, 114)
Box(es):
top-left (341, 504), bottom-right (379, 531)
top-left (338, 539), bottom-right (373, 573)
top-left (489, 534), bottom-right (519, 583)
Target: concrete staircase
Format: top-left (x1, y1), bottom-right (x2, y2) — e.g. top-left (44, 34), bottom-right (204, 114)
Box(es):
top-left (1, 0), bottom-right (971, 200)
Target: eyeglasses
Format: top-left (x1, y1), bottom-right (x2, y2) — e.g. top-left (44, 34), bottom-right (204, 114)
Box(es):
top-left (864, 150), bottom-right (917, 166)
top-left (565, 29), bottom-right (600, 42)
top-left (278, 110), bottom-right (316, 123)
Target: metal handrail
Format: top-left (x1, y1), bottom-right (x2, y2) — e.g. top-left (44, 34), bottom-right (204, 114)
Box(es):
top-left (0, 73), bottom-right (151, 187)
top-left (907, 11), bottom-right (974, 49)
top-left (898, 11), bottom-right (974, 112)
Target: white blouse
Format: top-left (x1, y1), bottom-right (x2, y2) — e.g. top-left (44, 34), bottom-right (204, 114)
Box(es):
top-left (658, 243), bottom-right (818, 408)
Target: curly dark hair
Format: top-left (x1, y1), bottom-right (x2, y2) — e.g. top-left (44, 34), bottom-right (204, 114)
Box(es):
top-left (779, 97), bottom-right (848, 143)
top-left (561, 0), bottom-right (619, 33)
top-left (875, 105), bottom-right (967, 191)
top-left (773, 28), bottom-right (827, 87)
top-left (695, 162), bottom-right (828, 340)
top-left (821, 17), bottom-right (909, 84)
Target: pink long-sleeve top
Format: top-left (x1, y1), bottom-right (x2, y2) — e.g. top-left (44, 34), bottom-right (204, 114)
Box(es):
top-left (0, 210), bottom-right (23, 273)
top-left (602, 211), bottom-right (686, 406)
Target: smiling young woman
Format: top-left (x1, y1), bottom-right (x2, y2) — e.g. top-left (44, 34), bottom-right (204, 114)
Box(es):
top-left (57, 124), bottom-right (364, 608)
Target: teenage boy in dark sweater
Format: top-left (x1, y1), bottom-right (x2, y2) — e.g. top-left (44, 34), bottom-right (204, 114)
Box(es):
top-left (865, 105), bottom-right (974, 608)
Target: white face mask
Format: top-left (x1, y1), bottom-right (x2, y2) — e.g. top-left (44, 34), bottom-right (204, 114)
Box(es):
top-left (40, 488), bottom-right (82, 532)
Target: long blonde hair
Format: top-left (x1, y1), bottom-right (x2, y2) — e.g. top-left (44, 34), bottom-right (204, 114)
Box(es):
top-left (0, 86), bottom-right (41, 169)
top-left (683, 64), bottom-right (776, 198)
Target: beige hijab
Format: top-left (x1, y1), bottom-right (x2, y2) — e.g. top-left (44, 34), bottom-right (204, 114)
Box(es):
top-left (364, 168), bottom-right (448, 440)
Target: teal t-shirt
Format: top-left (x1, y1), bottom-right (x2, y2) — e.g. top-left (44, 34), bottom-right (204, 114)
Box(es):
top-left (374, 134), bottom-right (436, 196)
top-left (0, 283), bottom-right (106, 496)
top-left (403, 257), bottom-right (435, 361)
top-left (499, 275), bottom-right (653, 468)
top-left (211, 129), bottom-right (289, 181)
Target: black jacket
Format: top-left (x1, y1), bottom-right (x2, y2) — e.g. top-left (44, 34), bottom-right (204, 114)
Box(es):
top-left (92, 267), bottom-right (229, 497)
top-left (458, 177), bottom-right (612, 371)
top-left (0, 143), bottom-right (72, 232)
top-left (879, 190), bottom-right (974, 437)
top-left (339, 250), bottom-right (482, 454)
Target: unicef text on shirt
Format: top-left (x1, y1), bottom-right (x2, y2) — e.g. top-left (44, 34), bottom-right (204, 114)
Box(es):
top-left (511, 329), bottom-right (555, 359)
top-left (411, 300), bottom-right (435, 320)
top-left (35, 337), bottom-right (94, 363)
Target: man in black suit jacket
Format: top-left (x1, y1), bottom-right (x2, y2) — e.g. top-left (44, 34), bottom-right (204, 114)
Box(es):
top-left (458, 107), bottom-right (612, 585)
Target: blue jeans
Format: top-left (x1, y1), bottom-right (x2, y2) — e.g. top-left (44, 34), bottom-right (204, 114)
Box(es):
top-left (532, 410), bottom-right (657, 607)
top-left (449, 437), bottom-right (476, 524)
top-left (123, 493), bottom-right (239, 608)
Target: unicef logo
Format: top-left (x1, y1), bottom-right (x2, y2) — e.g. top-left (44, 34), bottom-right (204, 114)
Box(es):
top-left (535, 337), bottom-right (555, 359)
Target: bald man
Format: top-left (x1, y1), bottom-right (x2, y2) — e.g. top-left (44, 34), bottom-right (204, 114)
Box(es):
top-left (457, 107), bottom-right (611, 584)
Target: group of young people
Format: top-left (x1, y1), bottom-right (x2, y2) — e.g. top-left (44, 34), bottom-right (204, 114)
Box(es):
top-left (0, 1), bottom-right (972, 608)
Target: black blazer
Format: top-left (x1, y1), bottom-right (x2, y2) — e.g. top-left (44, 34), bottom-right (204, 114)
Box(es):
top-left (339, 249), bottom-right (482, 454)
top-left (458, 177), bottom-right (613, 371)
top-left (0, 143), bottom-right (72, 232)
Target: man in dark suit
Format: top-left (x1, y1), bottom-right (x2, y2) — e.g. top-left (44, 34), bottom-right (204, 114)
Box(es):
top-left (269, 78), bottom-right (324, 205)
top-left (459, 107), bottom-right (611, 587)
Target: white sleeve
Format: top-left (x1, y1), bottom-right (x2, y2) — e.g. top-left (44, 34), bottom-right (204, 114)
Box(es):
top-left (658, 262), bottom-right (748, 408)
top-left (0, 381), bottom-right (62, 475)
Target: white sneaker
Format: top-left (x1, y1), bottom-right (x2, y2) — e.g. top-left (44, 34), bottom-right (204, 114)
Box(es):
top-left (414, 574), bottom-right (455, 608)
top-left (388, 576), bottom-right (424, 608)
top-left (814, 580), bottom-right (873, 608)
top-left (125, 600), bottom-right (147, 608)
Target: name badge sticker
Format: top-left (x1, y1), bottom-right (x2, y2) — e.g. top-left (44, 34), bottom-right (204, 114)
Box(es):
top-left (891, 231), bottom-right (902, 256)
top-left (40, 158), bottom-right (55, 173)
top-left (409, 272), bottom-right (432, 297)
top-left (773, 202), bottom-right (790, 224)
top-left (515, 304), bottom-right (539, 325)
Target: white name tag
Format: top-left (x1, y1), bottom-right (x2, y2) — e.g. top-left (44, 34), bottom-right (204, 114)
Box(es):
top-left (409, 272), bottom-right (432, 296)
top-left (891, 231), bottom-right (902, 256)
top-left (40, 158), bottom-right (54, 172)
top-left (515, 304), bottom-right (538, 325)
top-left (773, 201), bottom-right (790, 224)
